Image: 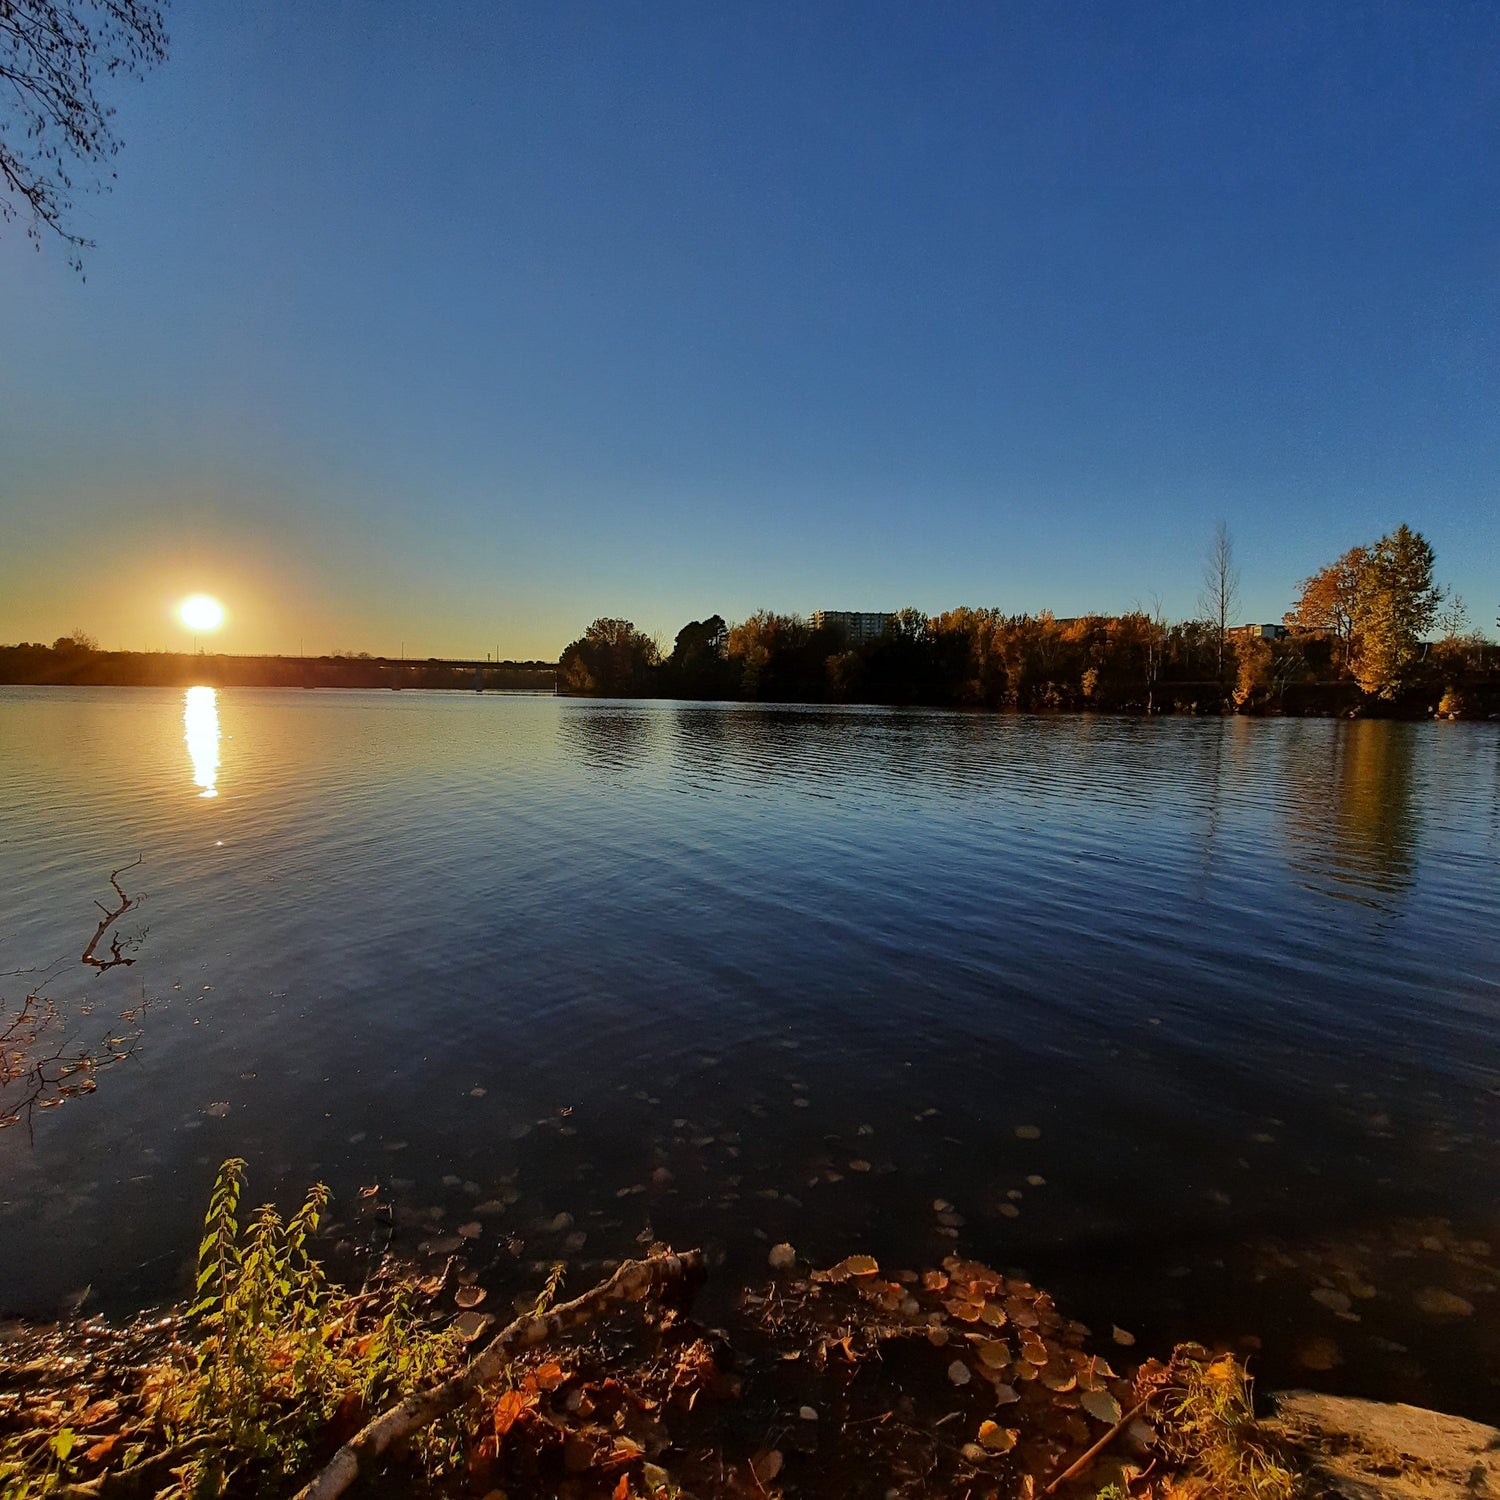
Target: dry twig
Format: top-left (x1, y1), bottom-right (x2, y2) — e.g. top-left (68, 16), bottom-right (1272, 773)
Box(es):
top-left (80, 858), bottom-right (145, 971)
top-left (290, 1248), bottom-right (705, 1500)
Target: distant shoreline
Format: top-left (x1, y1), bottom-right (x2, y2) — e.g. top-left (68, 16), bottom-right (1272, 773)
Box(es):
top-left (0, 647), bottom-right (557, 694)
top-left (5, 643), bottom-right (1499, 720)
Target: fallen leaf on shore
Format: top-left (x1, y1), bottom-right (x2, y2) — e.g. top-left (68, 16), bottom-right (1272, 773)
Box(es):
top-left (492, 1389), bottom-right (527, 1436)
top-left (1111, 1325), bottom-right (1136, 1346)
top-left (454, 1311), bottom-right (492, 1342)
top-left (979, 1421), bottom-right (1018, 1452)
top-left (768, 1243), bottom-right (796, 1270)
top-left (1081, 1389), bottom-right (1122, 1424)
top-left (818, 1254), bottom-right (879, 1281)
top-left (751, 1449), bottom-right (783, 1484)
top-left (455, 1286), bottom-right (487, 1309)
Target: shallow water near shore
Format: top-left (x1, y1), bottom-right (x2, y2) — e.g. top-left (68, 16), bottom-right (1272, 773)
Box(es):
top-left (1, 687), bottom-right (1498, 1417)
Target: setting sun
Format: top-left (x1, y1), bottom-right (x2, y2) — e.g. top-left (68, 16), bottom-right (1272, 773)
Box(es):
top-left (179, 594), bottom-right (225, 632)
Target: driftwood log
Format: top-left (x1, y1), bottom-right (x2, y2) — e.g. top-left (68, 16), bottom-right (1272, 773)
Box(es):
top-left (290, 1247), bottom-right (705, 1500)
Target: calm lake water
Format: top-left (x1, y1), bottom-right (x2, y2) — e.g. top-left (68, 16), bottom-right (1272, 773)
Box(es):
top-left (2, 687), bottom-right (1498, 1414)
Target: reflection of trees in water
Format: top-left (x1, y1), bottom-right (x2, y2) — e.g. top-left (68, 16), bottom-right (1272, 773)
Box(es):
top-left (665, 704), bottom-right (1204, 811)
top-left (667, 706), bottom-right (730, 782)
top-left (667, 705), bottom-right (1009, 799)
top-left (1283, 721), bottom-right (1419, 901)
top-left (559, 706), bottom-right (658, 777)
top-left (669, 706), bottom-right (867, 794)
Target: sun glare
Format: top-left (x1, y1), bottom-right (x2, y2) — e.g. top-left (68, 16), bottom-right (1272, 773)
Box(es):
top-left (184, 686), bottom-right (220, 798)
top-left (180, 594), bottom-right (225, 632)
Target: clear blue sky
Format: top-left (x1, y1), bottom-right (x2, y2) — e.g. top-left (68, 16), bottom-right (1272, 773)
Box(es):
top-left (1, 0), bottom-right (1495, 658)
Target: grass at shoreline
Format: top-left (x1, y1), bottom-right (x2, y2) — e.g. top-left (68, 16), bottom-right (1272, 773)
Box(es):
top-left (0, 1162), bottom-right (1301, 1500)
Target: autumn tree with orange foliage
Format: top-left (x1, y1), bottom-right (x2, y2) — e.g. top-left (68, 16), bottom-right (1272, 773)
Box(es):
top-left (1287, 525), bottom-right (1443, 699)
top-left (1285, 547), bottom-right (1366, 667)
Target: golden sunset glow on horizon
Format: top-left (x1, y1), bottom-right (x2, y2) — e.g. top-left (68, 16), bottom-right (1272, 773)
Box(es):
top-left (179, 594), bottom-right (225, 632)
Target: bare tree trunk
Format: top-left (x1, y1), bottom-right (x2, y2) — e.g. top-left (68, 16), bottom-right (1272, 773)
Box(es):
top-left (1198, 520), bottom-right (1240, 689)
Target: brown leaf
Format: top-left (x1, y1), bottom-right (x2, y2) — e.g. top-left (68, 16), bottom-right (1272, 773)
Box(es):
top-left (976, 1340), bottom-right (1009, 1370)
top-left (493, 1389), bottom-right (528, 1437)
top-left (751, 1449), bottom-right (784, 1484)
top-left (454, 1310), bottom-right (493, 1343)
top-left (1081, 1388), bottom-right (1122, 1424)
top-left (564, 1432), bottom-right (599, 1473)
top-left (818, 1253), bottom-right (880, 1282)
top-left (84, 1434), bottom-right (123, 1465)
top-left (1414, 1287), bottom-right (1474, 1317)
top-left (945, 1298), bottom-right (985, 1322)
top-left (979, 1421), bottom-right (1018, 1452)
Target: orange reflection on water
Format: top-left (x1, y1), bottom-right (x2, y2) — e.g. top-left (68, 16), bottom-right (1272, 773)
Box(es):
top-left (184, 686), bottom-right (220, 798)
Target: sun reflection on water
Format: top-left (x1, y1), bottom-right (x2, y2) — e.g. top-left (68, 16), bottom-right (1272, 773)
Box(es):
top-left (184, 686), bottom-right (220, 798)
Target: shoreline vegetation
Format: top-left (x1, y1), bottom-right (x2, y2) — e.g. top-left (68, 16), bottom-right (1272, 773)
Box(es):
top-left (0, 1159), bottom-right (1309, 1500)
top-left (6, 530), bottom-right (1497, 721)
top-left (557, 528), bottom-right (1498, 720)
top-left (556, 609), bottom-right (1499, 720)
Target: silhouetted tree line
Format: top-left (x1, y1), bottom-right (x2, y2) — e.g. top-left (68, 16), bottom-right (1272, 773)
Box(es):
top-left (562, 608), bottom-right (1252, 711)
top-left (0, 641), bottom-right (556, 692)
top-left (560, 527), bottom-right (1499, 717)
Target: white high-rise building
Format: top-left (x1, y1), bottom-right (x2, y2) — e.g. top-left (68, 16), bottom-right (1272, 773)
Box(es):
top-left (810, 611), bottom-right (894, 645)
